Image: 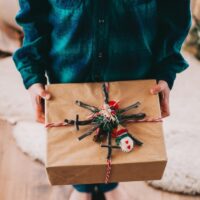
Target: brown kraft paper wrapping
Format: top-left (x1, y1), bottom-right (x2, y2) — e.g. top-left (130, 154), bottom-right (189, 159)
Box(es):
top-left (45, 80), bottom-right (167, 185)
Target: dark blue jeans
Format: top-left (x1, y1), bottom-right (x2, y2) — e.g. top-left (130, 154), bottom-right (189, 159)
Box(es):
top-left (73, 183), bottom-right (118, 193)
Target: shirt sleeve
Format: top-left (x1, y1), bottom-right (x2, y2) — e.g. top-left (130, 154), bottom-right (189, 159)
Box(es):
top-left (150, 0), bottom-right (192, 89)
top-left (12, 0), bottom-right (51, 89)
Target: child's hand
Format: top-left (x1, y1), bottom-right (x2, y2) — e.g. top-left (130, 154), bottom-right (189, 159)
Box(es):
top-left (28, 83), bottom-right (51, 123)
top-left (150, 80), bottom-right (170, 118)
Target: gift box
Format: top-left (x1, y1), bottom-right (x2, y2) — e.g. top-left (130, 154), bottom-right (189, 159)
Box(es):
top-left (45, 80), bottom-right (167, 185)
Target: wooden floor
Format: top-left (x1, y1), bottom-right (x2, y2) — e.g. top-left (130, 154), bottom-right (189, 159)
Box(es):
top-left (0, 119), bottom-right (200, 200)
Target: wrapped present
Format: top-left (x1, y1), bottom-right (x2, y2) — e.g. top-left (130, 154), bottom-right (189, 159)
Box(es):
top-left (45, 80), bottom-right (167, 185)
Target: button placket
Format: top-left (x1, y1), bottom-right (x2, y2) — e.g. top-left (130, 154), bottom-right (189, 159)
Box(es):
top-left (98, 52), bottom-right (103, 58)
top-left (97, 8), bottom-right (105, 61)
top-left (92, 0), bottom-right (108, 82)
top-left (98, 19), bottom-right (105, 24)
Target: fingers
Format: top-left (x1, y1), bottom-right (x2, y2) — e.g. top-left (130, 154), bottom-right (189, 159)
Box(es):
top-left (160, 92), bottom-right (170, 118)
top-left (35, 95), bottom-right (45, 123)
top-left (28, 83), bottom-right (51, 123)
top-left (150, 80), bottom-right (170, 118)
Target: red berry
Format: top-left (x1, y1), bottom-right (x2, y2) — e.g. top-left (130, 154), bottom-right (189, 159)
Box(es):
top-left (108, 100), bottom-right (119, 109)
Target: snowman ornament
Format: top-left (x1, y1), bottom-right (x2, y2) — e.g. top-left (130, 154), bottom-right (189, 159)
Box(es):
top-left (115, 128), bottom-right (134, 152)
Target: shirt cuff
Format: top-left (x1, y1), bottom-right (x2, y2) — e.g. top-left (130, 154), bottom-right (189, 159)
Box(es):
top-left (20, 67), bottom-right (47, 89)
top-left (154, 71), bottom-right (176, 90)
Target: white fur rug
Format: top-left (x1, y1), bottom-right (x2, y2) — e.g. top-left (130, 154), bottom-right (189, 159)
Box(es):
top-left (0, 53), bottom-right (200, 194)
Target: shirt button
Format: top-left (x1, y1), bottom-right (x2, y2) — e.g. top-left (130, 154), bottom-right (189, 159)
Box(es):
top-left (98, 19), bottom-right (105, 24)
top-left (94, 74), bottom-right (101, 81)
top-left (98, 52), bottom-right (103, 58)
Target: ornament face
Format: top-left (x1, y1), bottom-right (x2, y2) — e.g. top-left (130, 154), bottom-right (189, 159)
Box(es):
top-left (119, 136), bottom-right (134, 152)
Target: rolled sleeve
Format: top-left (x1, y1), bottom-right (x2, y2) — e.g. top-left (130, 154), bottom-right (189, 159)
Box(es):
top-left (13, 0), bottom-right (50, 89)
top-left (150, 0), bottom-right (192, 89)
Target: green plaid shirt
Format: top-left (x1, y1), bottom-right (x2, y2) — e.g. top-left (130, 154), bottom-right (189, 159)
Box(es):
top-left (13, 0), bottom-right (191, 89)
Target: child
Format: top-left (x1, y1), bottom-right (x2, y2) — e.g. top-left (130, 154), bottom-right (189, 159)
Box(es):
top-left (13, 0), bottom-right (191, 199)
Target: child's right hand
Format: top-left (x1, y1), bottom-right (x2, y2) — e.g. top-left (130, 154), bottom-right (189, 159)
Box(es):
top-left (28, 83), bottom-right (51, 124)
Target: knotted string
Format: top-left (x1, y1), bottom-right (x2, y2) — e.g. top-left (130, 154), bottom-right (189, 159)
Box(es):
top-left (105, 159), bottom-right (112, 184)
top-left (45, 116), bottom-right (163, 128)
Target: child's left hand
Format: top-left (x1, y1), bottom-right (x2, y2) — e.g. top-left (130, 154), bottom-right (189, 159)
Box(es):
top-left (150, 80), bottom-right (170, 118)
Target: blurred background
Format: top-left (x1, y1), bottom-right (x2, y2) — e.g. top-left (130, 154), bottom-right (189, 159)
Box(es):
top-left (0, 0), bottom-right (200, 200)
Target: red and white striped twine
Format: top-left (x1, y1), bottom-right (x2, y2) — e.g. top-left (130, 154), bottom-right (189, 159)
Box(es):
top-left (105, 159), bottom-right (112, 184)
top-left (105, 82), bottom-right (109, 92)
top-left (45, 122), bottom-right (70, 128)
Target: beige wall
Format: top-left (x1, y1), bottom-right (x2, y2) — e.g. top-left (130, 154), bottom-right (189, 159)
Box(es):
top-left (0, 0), bottom-right (19, 29)
top-left (191, 0), bottom-right (200, 19)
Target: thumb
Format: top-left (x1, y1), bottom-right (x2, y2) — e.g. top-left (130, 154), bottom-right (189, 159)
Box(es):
top-left (150, 85), bottom-right (162, 95)
top-left (39, 89), bottom-right (51, 100)
top-left (150, 81), bottom-right (166, 95)
top-left (32, 84), bottom-right (51, 100)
